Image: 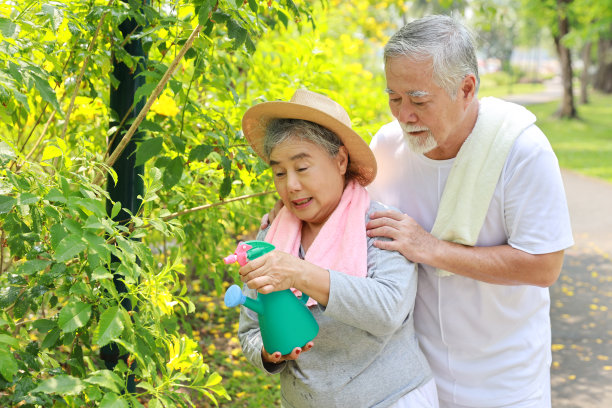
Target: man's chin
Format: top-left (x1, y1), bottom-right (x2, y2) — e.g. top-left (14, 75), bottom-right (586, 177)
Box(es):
top-left (403, 134), bottom-right (437, 154)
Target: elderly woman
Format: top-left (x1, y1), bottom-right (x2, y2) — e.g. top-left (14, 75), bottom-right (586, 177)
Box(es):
top-left (237, 89), bottom-right (438, 407)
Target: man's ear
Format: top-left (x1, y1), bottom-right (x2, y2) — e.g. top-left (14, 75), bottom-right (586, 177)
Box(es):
top-left (461, 74), bottom-right (477, 103)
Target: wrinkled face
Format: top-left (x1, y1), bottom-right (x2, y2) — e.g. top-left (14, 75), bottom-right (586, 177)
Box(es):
top-left (270, 138), bottom-right (348, 229)
top-left (385, 56), bottom-right (469, 158)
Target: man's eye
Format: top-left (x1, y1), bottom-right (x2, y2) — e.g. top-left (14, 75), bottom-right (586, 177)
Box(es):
top-left (274, 172), bottom-right (286, 177)
top-left (297, 167), bottom-right (308, 172)
top-left (390, 98), bottom-right (401, 104)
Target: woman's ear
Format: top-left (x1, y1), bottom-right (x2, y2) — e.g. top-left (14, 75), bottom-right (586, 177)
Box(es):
top-left (336, 146), bottom-right (349, 176)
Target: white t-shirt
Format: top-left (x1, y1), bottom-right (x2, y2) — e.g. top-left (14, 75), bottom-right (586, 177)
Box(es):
top-left (368, 119), bottom-right (574, 407)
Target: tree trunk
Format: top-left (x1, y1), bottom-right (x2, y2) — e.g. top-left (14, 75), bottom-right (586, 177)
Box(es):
top-left (594, 35), bottom-right (612, 93)
top-left (580, 42), bottom-right (591, 104)
top-left (554, 0), bottom-right (577, 118)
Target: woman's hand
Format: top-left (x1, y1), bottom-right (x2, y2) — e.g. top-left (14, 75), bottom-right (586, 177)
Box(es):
top-left (261, 341), bottom-right (314, 364)
top-left (239, 250), bottom-right (331, 305)
top-left (239, 250), bottom-right (302, 294)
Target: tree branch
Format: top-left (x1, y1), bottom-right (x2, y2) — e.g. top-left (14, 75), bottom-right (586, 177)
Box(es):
top-left (93, 24), bottom-right (204, 186)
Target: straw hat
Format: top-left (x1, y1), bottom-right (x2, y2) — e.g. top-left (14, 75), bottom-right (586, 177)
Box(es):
top-left (241, 89), bottom-right (377, 186)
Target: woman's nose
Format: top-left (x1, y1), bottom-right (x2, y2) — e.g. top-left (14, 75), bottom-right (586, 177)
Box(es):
top-left (286, 172), bottom-right (301, 191)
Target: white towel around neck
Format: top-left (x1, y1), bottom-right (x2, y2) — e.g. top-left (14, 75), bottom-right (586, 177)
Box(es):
top-left (430, 97), bottom-right (536, 277)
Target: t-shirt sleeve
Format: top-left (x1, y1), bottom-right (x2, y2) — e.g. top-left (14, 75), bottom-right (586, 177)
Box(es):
top-left (502, 125), bottom-right (574, 254)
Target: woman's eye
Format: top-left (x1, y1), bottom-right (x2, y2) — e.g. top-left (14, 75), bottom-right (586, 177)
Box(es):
top-left (274, 171), bottom-right (285, 177)
top-left (297, 167), bottom-right (308, 172)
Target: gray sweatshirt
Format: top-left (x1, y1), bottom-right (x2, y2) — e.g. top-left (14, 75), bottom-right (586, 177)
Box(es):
top-left (238, 201), bottom-right (433, 408)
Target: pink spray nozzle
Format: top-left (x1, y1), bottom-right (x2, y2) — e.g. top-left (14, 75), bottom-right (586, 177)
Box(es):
top-left (223, 254), bottom-right (238, 264)
top-left (223, 242), bottom-right (253, 266)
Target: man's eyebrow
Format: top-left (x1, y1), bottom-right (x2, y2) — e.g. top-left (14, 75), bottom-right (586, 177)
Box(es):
top-left (384, 88), bottom-right (430, 98)
top-left (269, 152), bottom-right (310, 166)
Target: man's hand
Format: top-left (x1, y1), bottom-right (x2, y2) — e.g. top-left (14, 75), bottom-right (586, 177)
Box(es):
top-left (260, 199), bottom-right (284, 230)
top-left (366, 209), bottom-right (439, 264)
top-left (261, 341), bottom-right (314, 364)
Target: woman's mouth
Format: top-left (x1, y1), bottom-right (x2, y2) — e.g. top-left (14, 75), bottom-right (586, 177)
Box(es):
top-left (291, 197), bottom-right (312, 209)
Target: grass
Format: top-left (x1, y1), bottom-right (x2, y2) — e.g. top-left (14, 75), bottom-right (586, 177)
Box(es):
top-left (478, 72), bottom-right (546, 98)
top-left (526, 91), bottom-right (612, 183)
top-left (478, 81), bottom-right (546, 98)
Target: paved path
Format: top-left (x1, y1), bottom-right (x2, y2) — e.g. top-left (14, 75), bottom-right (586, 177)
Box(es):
top-left (550, 170), bottom-right (612, 408)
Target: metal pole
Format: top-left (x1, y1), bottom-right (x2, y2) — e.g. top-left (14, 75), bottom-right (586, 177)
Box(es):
top-left (101, 0), bottom-right (147, 393)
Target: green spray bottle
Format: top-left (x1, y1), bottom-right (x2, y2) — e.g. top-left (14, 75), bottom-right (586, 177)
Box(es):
top-left (223, 240), bottom-right (319, 355)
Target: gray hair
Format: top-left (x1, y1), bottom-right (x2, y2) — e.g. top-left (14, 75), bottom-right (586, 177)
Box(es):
top-left (263, 119), bottom-right (343, 159)
top-left (384, 15), bottom-right (480, 98)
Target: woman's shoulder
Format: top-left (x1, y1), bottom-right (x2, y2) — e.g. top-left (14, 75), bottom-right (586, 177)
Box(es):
top-left (365, 200), bottom-right (400, 222)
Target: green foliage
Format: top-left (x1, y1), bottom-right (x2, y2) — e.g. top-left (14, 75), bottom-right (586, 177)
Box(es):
top-left (0, 0), bottom-right (315, 406)
top-left (529, 92), bottom-right (612, 183)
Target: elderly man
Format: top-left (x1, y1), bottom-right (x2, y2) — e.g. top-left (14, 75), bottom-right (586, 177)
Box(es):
top-left (366, 15), bottom-right (573, 408)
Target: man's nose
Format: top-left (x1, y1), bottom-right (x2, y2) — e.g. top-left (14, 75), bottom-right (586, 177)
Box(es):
top-left (395, 101), bottom-right (417, 124)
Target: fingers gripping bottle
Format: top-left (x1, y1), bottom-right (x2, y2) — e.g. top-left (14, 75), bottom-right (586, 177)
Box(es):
top-left (223, 240), bottom-right (319, 355)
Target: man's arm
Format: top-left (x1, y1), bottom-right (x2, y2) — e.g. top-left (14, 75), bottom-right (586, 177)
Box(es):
top-left (366, 209), bottom-right (564, 287)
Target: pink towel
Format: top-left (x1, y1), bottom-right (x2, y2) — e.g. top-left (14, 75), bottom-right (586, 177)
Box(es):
top-left (265, 179), bottom-right (370, 306)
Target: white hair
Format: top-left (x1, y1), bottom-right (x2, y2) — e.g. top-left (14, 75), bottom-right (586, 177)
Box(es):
top-left (384, 15), bottom-right (480, 99)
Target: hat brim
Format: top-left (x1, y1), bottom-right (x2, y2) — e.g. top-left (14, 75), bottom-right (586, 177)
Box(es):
top-left (242, 101), bottom-right (377, 186)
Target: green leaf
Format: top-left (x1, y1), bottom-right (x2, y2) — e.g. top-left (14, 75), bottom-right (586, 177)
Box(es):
top-left (42, 4), bottom-right (63, 31)
top-left (44, 188), bottom-right (66, 203)
top-left (171, 136), bottom-right (186, 154)
top-left (85, 370), bottom-right (123, 394)
top-left (0, 346), bottom-right (18, 382)
top-left (188, 144), bottom-right (213, 162)
top-left (162, 157), bottom-right (183, 189)
top-left (32, 74), bottom-right (62, 113)
top-left (100, 392), bottom-right (129, 408)
top-left (0, 286), bottom-right (20, 308)
top-left (133, 82), bottom-right (156, 106)
top-left (111, 201), bottom-right (122, 219)
top-left (94, 306), bottom-right (125, 347)
top-left (0, 195), bottom-right (15, 214)
top-left (32, 319), bottom-right (56, 333)
top-left (18, 192), bottom-right (38, 205)
top-left (135, 137), bottom-right (163, 166)
top-left (58, 302), bottom-right (92, 333)
top-left (219, 174), bottom-right (232, 198)
top-left (0, 334), bottom-right (19, 348)
top-left (139, 120), bottom-right (164, 133)
top-left (198, 0), bottom-right (217, 25)
top-left (55, 235), bottom-right (87, 262)
top-left (17, 259), bottom-right (51, 276)
top-left (32, 375), bottom-right (85, 395)
top-left (41, 327), bottom-right (61, 350)
top-left (248, 0), bottom-right (257, 13)
top-left (13, 89), bottom-right (29, 112)
top-left (227, 19), bottom-right (247, 49)
top-left (0, 141), bottom-right (16, 165)
top-left (0, 17), bottom-right (19, 38)
top-left (277, 9), bottom-right (289, 28)
top-left (91, 266), bottom-right (113, 281)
